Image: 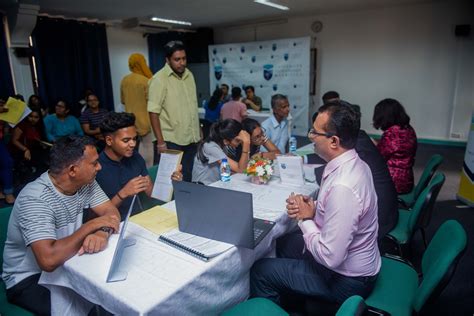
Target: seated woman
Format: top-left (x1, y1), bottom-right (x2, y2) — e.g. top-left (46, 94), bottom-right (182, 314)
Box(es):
top-left (226, 118), bottom-right (281, 161)
top-left (44, 99), bottom-right (84, 142)
top-left (192, 119), bottom-right (251, 185)
top-left (28, 94), bottom-right (47, 117)
top-left (9, 107), bottom-right (50, 181)
top-left (80, 94), bottom-right (108, 150)
top-left (372, 98), bottom-right (417, 194)
top-left (204, 88), bottom-right (225, 123)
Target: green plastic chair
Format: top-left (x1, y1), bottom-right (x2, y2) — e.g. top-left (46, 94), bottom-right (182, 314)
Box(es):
top-left (386, 173), bottom-right (445, 257)
top-left (398, 154), bottom-right (443, 209)
top-left (221, 298), bottom-right (289, 316)
top-left (335, 295), bottom-right (366, 316)
top-left (0, 206), bottom-right (34, 316)
top-left (222, 295), bottom-right (367, 316)
top-left (138, 164), bottom-right (164, 211)
top-left (366, 220), bottom-right (467, 316)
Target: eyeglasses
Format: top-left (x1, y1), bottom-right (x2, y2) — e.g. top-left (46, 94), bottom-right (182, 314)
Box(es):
top-left (252, 127), bottom-right (267, 142)
top-left (308, 128), bottom-right (334, 139)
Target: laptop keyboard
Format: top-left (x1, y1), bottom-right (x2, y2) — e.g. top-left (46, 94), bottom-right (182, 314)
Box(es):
top-left (253, 227), bottom-right (264, 241)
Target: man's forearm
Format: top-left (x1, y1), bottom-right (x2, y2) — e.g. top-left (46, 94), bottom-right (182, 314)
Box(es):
top-left (31, 221), bottom-right (104, 272)
top-left (149, 112), bottom-right (165, 144)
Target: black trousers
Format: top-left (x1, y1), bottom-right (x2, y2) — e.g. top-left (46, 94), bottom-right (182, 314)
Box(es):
top-left (250, 231), bottom-right (377, 305)
top-left (153, 141), bottom-right (197, 182)
top-left (6, 273), bottom-right (51, 315)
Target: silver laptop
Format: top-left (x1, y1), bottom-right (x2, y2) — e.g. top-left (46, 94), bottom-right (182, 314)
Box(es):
top-left (172, 181), bottom-right (275, 249)
top-left (106, 195), bottom-right (137, 282)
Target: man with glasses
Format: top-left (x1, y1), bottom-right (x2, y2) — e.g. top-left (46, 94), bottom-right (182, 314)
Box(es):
top-left (147, 41), bottom-right (200, 182)
top-left (251, 103), bottom-right (380, 308)
top-left (306, 104), bottom-right (398, 248)
top-left (260, 94), bottom-right (291, 154)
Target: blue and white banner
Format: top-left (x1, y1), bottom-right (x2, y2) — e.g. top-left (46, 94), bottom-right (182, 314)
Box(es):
top-left (209, 37), bottom-right (310, 136)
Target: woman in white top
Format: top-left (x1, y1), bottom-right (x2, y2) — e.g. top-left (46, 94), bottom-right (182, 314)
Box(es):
top-left (192, 119), bottom-right (250, 185)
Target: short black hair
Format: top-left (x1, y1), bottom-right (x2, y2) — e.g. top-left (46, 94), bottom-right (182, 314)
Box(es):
top-left (271, 94), bottom-right (288, 109)
top-left (322, 91), bottom-right (340, 104)
top-left (245, 85), bottom-right (255, 93)
top-left (49, 136), bottom-right (96, 175)
top-left (372, 98), bottom-right (410, 131)
top-left (318, 102), bottom-right (360, 149)
top-left (221, 83), bottom-right (229, 89)
top-left (100, 112), bottom-right (136, 136)
top-left (231, 87), bottom-right (242, 99)
top-left (164, 40), bottom-right (185, 58)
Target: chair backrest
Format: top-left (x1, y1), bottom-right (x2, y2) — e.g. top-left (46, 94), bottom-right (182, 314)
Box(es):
top-left (413, 154), bottom-right (443, 200)
top-left (0, 206), bottom-right (13, 273)
top-left (336, 295), bottom-right (366, 316)
top-left (147, 164), bottom-right (159, 184)
top-left (412, 220), bottom-right (467, 312)
top-left (407, 173), bottom-right (445, 237)
top-left (138, 164), bottom-right (162, 211)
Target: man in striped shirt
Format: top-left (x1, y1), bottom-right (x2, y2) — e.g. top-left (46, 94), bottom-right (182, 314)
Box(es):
top-left (2, 136), bottom-right (120, 315)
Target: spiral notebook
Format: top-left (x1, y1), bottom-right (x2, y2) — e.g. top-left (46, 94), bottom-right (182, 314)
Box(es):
top-left (159, 229), bottom-right (233, 262)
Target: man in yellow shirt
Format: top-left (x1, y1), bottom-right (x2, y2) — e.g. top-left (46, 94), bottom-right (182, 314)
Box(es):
top-left (121, 53), bottom-right (154, 167)
top-left (147, 41), bottom-right (200, 182)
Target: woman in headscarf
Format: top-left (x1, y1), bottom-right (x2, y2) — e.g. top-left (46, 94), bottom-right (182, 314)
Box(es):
top-left (120, 53), bottom-right (154, 167)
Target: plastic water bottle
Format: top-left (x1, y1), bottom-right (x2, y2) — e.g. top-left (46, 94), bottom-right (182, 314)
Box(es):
top-left (289, 136), bottom-right (297, 154)
top-left (220, 158), bottom-right (231, 182)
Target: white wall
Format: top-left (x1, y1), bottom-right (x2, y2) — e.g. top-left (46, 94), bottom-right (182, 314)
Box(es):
top-left (106, 26), bottom-right (148, 112)
top-left (214, 0), bottom-right (474, 142)
top-left (8, 52), bottom-right (34, 98)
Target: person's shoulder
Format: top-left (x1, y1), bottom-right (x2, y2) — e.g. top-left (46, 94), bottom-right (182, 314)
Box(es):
top-left (17, 172), bottom-right (52, 200)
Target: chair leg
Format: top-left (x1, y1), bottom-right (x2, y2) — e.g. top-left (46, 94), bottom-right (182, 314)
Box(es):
top-left (420, 228), bottom-right (428, 248)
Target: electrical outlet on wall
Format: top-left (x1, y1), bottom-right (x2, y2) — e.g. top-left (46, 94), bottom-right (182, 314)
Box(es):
top-left (450, 132), bottom-right (463, 139)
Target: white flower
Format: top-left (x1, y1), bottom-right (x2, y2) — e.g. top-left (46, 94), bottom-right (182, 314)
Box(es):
top-left (256, 166), bottom-right (265, 176)
top-left (265, 164), bottom-right (273, 176)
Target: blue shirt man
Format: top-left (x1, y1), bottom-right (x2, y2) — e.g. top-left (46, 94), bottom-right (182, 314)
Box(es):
top-left (95, 112), bottom-right (153, 219)
top-left (260, 94), bottom-right (290, 153)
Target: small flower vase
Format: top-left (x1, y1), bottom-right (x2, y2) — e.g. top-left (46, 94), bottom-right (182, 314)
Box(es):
top-left (251, 175), bottom-right (269, 185)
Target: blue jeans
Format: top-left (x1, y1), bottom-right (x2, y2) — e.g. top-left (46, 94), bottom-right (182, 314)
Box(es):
top-left (250, 231), bottom-right (377, 304)
top-left (0, 141), bottom-right (14, 194)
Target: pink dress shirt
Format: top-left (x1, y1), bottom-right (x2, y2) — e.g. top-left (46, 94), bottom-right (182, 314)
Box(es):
top-left (299, 149), bottom-right (381, 277)
top-left (220, 100), bottom-right (247, 122)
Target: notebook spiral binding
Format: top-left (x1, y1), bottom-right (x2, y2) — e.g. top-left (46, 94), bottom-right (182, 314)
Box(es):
top-left (159, 235), bottom-right (210, 262)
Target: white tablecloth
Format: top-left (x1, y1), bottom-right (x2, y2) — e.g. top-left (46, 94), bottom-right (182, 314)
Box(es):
top-left (39, 174), bottom-right (317, 315)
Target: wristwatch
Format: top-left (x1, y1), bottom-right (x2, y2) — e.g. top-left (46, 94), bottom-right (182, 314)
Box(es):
top-left (98, 226), bottom-right (114, 236)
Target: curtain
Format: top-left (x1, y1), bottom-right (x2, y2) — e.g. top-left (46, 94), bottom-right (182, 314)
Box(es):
top-left (0, 13), bottom-right (14, 99)
top-left (147, 28), bottom-right (213, 73)
top-left (31, 17), bottom-right (114, 111)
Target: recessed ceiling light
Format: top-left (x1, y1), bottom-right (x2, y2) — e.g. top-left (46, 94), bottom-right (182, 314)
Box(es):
top-left (150, 17), bottom-right (192, 26)
top-left (254, 0), bottom-right (289, 11)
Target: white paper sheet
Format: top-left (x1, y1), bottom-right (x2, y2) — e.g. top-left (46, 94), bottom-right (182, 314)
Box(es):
top-left (151, 150), bottom-right (182, 202)
top-left (276, 155), bottom-right (305, 186)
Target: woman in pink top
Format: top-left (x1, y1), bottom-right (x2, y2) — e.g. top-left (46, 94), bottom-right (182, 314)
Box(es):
top-left (373, 98), bottom-right (417, 194)
top-left (220, 87), bottom-right (248, 122)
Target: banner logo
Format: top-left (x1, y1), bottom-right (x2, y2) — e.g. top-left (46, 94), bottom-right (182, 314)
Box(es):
top-left (214, 65), bottom-right (222, 80)
top-left (263, 64), bottom-right (273, 81)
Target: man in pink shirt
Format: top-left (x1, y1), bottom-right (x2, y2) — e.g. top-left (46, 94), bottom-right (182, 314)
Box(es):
top-left (250, 103), bottom-right (380, 306)
top-left (220, 87), bottom-right (247, 122)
